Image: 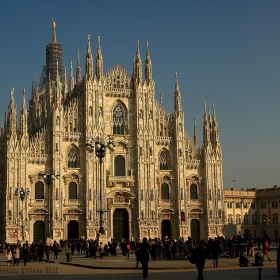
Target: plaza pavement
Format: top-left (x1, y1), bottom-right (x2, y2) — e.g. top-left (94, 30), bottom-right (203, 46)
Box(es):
top-left (55, 248), bottom-right (278, 270)
top-left (0, 247), bottom-right (277, 271)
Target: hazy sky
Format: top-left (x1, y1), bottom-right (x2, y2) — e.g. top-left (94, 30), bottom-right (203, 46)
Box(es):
top-left (1, 1), bottom-right (280, 190)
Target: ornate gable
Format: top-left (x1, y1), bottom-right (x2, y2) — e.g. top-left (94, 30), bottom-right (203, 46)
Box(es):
top-left (105, 63), bottom-right (132, 90)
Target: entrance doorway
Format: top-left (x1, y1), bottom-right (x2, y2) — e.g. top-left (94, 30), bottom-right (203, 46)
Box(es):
top-left (113, 209), bottom-right (129, 241)
top-left (161, 220), bottom-right (171, 239)
top-left (68, 220), bottom-right (79, 239)
top-left (190, 219), bottom-right (200, 240)
top-left (33, 221), bottom-right (45, 243)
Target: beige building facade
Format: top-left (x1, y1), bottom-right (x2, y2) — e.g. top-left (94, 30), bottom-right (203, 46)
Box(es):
top-left (224, 186), bottom-right (280, 239)
top-left (0, 21), bottom-right (224, 243)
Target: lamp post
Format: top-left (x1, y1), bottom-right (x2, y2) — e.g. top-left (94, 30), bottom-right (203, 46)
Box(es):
top-left (86, 137), bottom-right (114, 238)
top-left (38, 171), bottom-right (60, 239)
top-left (15, 187), bottom-right (30, 241)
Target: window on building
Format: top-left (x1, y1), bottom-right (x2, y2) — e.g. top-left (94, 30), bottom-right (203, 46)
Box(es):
top-left (114, 155), bottom-right (125, 176)
top-left (113, 103), bottom-right (125, 134)
top-left (227, 202), bottom-right (232, 208)
top-left (243, 202), bottom-right (248, 209)
top-left (262, 216), bottom-right (267, 225)
top-left (252, 216), bottom-right (257, 225)
top-left (260, 202), bottom-right (267, 209)
top-left (67, 145), bottom-right (79, 168)
top-left (228, 216), bottom-right (233, 224)
top-left (251, 202), bottom-right (256, 209)
top-left (69, 182), bottom-right (77, 199)
top-left (236, 217), bottom-right (241, 225)
top-left (236, 202), bottom-right (240, 208)
top-left (272, 201), bottom-right (278, 209)
top-left (244, 216), bottom-right (249, 225)
top-left (209, 210), bottom-right (213, 219)
top-left (273, 216), bottom-right (278, 225)
top-left (159, 151), bottom-right (169, 170)
top-left (190, 184), bottom-right (198, 199)
top-left (161, 183), bottom-right (169, 200)
top-left (35, 181), bottom-right (44, 199)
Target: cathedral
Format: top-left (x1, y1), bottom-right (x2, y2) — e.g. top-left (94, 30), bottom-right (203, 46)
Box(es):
top-left (0, 21), bottom-right (224, 243)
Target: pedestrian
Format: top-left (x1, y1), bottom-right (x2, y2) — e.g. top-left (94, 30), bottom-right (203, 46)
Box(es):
top-left (125, 239), bottom-right (130, 259)
top-left (134, 238), bottom-right (141, 267)
top-left (262, 239), bottom-right (271, 261)
top-left (22, 244), bottom-right (29, 266)
top-left (99, 242), bottom-right (104, 259)
top-left (13, 245), bottom-right (20, 266)
top-left (139, 237), bottom-right (150, 278)
top-left (6, 245), bottom-right (13, 266)
top-left (193, 240), bottom-right (207, 280)
top-left (211, 238), bottom-right (222, 268)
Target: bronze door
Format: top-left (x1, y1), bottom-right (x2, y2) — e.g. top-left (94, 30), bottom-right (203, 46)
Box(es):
top-left (113, 209), bottom-right (129, 241)
top-left (161, 220), bottom-right (171, 239)
top-left (68, 220), bottom-right (79, 239)
top-left (191, 219), bottom-right (200, 240)
top-left (33, 221), bottom-right (45, 243)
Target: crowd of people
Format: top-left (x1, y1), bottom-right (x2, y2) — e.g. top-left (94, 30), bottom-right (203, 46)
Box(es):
top-left (1, 234), bottom-right (280, 279)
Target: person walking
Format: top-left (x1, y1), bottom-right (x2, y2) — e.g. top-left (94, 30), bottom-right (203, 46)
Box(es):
top-left (125, 239), bottom-right (131, 259)
top-left (262, 239), bottom-right (271, 261)
top-left (193, 240), bottom-right (207, 280)
top-left (139, 237), bottom-right (150, 278)
top-left (6, 245), bottom-right (13, 266)
top-left (13, 245), bottom-right (20, 266)
top-left (99, 242), bottom-right (104, 259)
top-left (22, 244), bottom-right (29, 266)
top-left (211, 238), bottom-right (222, 268)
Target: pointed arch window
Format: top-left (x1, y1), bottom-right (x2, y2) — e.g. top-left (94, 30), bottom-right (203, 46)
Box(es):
top-left (161, 183), bottom-right (169, 199)
top-left (67, 145), bottom-right (79, 168)
top-left (35, 181), bottom-right (44, 199)
top-left (114, 155), bottom-right (125, 176)
top-left (159, 151), bottom-right (169, 170)
top-left (190, 184), bottom-right (198, 199)
top-left (69, 182), bottom-right (77, 199)
top-left (113, 103), bottom-right (125, 134)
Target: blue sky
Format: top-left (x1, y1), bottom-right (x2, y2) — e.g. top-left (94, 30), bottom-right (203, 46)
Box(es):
top-left (0, 1), bottom-right (280, 190)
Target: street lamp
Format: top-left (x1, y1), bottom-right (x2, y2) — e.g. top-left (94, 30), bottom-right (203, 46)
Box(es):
top-left (15, 187), bottom-right (30, 241)
top-left (86, 137), bottom-right (114, 237)
top-left (38, 171), bottom-right (60, 239)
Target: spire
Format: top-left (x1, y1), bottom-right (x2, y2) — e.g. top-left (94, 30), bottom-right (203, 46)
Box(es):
top-left (52, 18), bottom-right (57, 44)
top-left (174, 72), bottom-right (182, 112)
top-left (64, 67), bottom-right (68, 95)
top-left (85, 35), bottom-right (93, 79)
top-left (145, 41), bottom-right (152, 84)
top-left (20, 88), bottom-right (27, 135)
top-left (69, 60), bottom-right (74, 91)
top-left (212, 103), bottom-right (220, 144)
top-left (7, 88), bottom-right (17, 133)
top-left (203, 103), bottom-right (211, 147)
top-left (76, 50), bottom-right (82, 84)
top-left (194, 118), bottom-right (198, 147)
top-left (95, 36), bottom-right (103, 80)
top-left (133, 40), bottom-right (142, 85)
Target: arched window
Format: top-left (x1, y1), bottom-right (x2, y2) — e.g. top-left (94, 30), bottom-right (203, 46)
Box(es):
top-left (35, 181), bottom-right (44, 199)
top-left (190, 184), bottom-right (198, 199)
top-left (159, 151), bottom-right (169, 170)
top-left (114, 155), bottom-right (125, 176)
top-left (69, 182), bottom-right (77, 199)
top-left (161, 183), bottom-right (169, 199)
top-left (67, 145), bottom-right (79, 168)
top-left (113, 103), bottom-right (125, 134)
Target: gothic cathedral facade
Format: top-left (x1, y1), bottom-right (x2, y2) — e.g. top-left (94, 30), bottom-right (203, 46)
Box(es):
top-left (0, 21), bottom-right (224, 243)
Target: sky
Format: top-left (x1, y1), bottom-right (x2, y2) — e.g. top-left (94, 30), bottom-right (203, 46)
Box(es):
top-left (0, 0), bottom-right (279, 191)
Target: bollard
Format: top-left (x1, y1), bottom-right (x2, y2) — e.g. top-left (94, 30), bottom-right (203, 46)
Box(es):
top-left (66, 252), bottom-right (72, 262)
top-left (258, 267), bottom-right (262, 280)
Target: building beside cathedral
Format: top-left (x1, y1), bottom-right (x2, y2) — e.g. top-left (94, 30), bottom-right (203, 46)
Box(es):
top-left (0, 21), bottom-right (225, 243)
